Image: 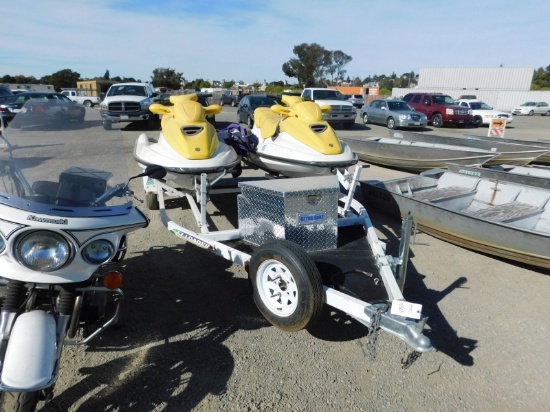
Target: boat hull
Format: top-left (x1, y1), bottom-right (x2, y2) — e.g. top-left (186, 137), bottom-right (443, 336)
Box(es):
top-left (341, 137), bottom-right (497, 172)
top-left (391, 130), bottom-right (549, 166)
top-left (360, 164), bottom-right (550, 268)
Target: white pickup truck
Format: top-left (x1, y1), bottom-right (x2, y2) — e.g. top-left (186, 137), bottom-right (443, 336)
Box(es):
top-left (300, 87), bottom-right (357, 129)
top-left (61, 89), bottom-right (100, 107)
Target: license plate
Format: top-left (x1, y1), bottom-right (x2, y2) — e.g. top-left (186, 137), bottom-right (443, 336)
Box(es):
top-left (459, 120), bottom-right (464, 123)
top-left (12, 108), bottom-right (21, 113)
top-left (120, 115), bottom-right (129, 119)
top-left (414, 122), bottom-right (420, 125)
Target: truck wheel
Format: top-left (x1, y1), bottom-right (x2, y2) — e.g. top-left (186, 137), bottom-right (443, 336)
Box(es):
top-left (231, 99), bottom-right (237, 107)
top-left (219, 99), bottom-right (225, 106)
top-left (83, 100), bottom-right (93, 108)
top-left (146, 192), bottom-right (159, 210)
top-left (432, 114), bottom-right (443, 128)
top-left (528, 110), bottom-right (534, 116)
top-left (387, 117), bottom-right (396, 129)
top-left (473, 116), bottom-right (483, 127)
top-left (102, 121), bottom-right (112, 130)
top-left (249, 240), bottom-right (324, 332)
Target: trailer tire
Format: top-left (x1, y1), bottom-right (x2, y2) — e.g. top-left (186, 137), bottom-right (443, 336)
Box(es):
top-left (249, 240), bottom-right (324, 332)
top-left (146, 192), bottom-right (159, 210)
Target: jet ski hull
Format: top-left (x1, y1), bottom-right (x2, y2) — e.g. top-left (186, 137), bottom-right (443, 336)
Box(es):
top-left (246, 130), bottom-right (358, 178)
top-left (134, 132), bottom-right (241, 190)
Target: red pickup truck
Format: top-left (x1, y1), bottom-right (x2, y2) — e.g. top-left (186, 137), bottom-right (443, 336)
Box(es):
top-left (403, 93), bottom-right (473, 128)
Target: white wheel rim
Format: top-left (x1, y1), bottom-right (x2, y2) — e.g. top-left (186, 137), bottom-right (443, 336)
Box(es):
top-left (256, 259), bottom-right (298, 317)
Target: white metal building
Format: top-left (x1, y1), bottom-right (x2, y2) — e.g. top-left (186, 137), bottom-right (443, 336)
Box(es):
top-left (392, 67), bottom-right (550, 112)
top-left (418, 67), bottom-right (533, 90)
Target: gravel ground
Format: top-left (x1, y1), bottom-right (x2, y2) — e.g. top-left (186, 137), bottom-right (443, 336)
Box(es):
top-left (37, 109), bottom-right (550, 412)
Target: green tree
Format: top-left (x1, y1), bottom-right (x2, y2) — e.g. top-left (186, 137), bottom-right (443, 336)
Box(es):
top-left (222, 80), bottom-right (235, 89)
top-left (282, 43), bottom-right (332, 87)
top-left (41, 69), bottom-right (81, 91)
top-left (329, 50), bottom-right (352, 84)
top-left (531, 66), bottom-right (550, 90)
top-left (103, 70), bottom-right (110, 80)
top-left (151, 67), bottom-right (184, 90)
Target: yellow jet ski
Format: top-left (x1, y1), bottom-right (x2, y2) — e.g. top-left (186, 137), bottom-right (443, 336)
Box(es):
top-left (133, 94), bottom-right (241, 191)
top-left (245, 95), bottom-right (357, 178)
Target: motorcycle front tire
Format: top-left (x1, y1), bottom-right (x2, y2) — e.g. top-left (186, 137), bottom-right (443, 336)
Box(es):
top-left (0, 391), bottom-right (41, 412)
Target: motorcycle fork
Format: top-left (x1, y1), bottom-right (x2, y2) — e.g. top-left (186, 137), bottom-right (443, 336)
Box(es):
top-left (0, 280), bottom-right (28, 361)
top-left (0, 281), bottom-right (76, 364)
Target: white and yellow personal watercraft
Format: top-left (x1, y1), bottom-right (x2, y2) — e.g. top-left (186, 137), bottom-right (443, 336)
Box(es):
top-left (244, 95), bottom-right (358, 178)
top-left (133, 94), bottom-right (241, 191)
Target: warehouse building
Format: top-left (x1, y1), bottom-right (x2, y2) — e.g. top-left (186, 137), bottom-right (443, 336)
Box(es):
top-left (392, 67), bottom-right (550, 112)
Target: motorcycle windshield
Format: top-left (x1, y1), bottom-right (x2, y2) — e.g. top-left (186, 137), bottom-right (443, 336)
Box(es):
top-left (0, 100), bottom-right (133, 217)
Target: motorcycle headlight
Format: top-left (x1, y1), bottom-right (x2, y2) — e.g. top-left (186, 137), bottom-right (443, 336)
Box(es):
top-left (16, 231), bottom-right (71, 271)
top-left (82, 240), bottom-right (114, 264)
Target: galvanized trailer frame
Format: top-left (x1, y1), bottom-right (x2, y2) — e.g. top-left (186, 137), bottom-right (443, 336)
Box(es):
top-left (143, 166), bottom-right (432, 353)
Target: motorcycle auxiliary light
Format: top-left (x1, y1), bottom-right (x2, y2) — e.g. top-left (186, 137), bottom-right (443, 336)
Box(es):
top-left (82, 239), bottom-right (115, 265)
top-left (16, 230), bottom-right (71, 271)
top-left (103, 271), bottom-right (123, 289)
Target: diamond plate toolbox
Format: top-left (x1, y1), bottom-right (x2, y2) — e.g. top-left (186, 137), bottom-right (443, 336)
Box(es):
top-left (238, 176), bottom-right (339, 251)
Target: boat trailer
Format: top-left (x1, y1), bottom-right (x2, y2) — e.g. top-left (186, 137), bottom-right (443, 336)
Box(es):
top-left (142, 165), bottom-right (432, 356)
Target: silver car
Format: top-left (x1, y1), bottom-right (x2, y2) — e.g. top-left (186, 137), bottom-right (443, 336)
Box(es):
top-left (361, 99), bottom-right (428, 129)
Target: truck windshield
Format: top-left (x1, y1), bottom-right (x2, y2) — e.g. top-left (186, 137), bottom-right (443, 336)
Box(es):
top-left (108, 86), bottom-right (148, 97)
top-left (433, 95), bottom-right (456, 105)
top-left (315, 90), bottom-right (344, 100)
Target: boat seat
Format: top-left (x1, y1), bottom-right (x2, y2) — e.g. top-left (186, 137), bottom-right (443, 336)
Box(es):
top-left (467, 201), bottom-right (543, 223)
top-left (408, 172), bottom-right (480, 206)
top-left (414, 186), bottom-right (476, 202)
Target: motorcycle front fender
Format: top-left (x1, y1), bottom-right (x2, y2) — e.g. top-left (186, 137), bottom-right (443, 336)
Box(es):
top-left (0, 311), bottom-right (57, 391)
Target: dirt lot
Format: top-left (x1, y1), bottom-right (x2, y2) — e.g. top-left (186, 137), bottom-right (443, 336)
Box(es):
top-left (40, 108), bottom-right (550, 412)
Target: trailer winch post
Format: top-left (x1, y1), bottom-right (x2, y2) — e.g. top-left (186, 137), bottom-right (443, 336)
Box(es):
top-left (396, 212), bottom-right (414, 291)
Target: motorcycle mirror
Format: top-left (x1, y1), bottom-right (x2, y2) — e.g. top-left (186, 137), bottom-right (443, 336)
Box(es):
top-left (129, 164), bottom-right (167, 181)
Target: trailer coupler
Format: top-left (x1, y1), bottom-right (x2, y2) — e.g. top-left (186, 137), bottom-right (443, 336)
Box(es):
top-left (363, 304), bottom-right (432, 353)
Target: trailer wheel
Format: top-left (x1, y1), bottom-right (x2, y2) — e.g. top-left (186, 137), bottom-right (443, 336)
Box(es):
top-left (146, 192), bottom-right (159, 210)
top-left (249, 240), bottom-right (324, 331)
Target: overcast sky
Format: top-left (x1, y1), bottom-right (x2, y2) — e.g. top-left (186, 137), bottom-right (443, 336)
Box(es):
top-left (2, 0), bottom-right (549, 84)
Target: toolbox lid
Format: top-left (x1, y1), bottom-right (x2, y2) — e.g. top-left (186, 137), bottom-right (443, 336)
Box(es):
top-left (238, 175), bottom-right (339, 196)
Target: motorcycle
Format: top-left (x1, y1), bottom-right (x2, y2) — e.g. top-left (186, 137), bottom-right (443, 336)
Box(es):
top-left (0, 106), bottom-right (162, 411)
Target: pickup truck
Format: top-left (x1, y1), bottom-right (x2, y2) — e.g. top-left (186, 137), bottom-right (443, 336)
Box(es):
top-left (99, 82), bottom-right (158, 130)
top-left (61, 89), bottom-right (99, 107)
top-left (300, 88), bottom-right (356, 129)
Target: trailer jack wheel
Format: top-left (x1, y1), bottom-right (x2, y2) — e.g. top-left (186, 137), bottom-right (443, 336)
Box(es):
top-left (250, 240), bottom-right (324, 331)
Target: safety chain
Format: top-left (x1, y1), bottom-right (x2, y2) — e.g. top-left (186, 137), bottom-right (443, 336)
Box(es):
top-left (363, 303), bottom-right (389, 361)
top-left (401, 350), bottom-right (422, 369)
